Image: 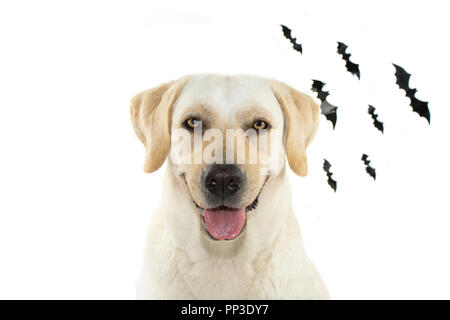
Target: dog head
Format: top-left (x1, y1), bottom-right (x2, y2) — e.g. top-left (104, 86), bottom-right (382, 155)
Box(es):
top-left (131, 74), bottom-right (319, 241)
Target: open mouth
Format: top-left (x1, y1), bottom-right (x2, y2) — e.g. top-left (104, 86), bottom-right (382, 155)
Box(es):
top-left (182, 174), bottom-right (267, 241)
top-left (199, 198), bottom-right (259, 241)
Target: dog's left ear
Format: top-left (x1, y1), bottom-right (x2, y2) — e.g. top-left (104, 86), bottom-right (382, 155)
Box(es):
top-left (130, 77), bottom-right (188, 173)
top-left (270, 80), bottom-right (320, 176)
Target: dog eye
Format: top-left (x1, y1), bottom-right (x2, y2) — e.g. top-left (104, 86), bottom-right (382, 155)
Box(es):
top-left (184, 117), bottom-right (201, 130)
top-left (252, 120), bottom-right (269, 130)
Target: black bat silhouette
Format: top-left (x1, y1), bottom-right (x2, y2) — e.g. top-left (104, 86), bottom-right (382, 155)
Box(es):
top-left (368, 105), bottom-right (384, 134)
top-left (311, 80), bottom-right (338, 129)
top-left (280, 25), bottom-right (302, 54)
top-left (337, 42), bottom-right (360, 79)
top-left (361, 154), bottom-right (376, 180)
top-left (393, 64), bottom-right (430, 124)
top-left (323, 159), bottom-right (337, 192)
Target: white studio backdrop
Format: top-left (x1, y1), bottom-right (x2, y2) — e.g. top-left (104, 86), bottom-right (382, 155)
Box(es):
top-left (0, 0), bottom-right (449, 299)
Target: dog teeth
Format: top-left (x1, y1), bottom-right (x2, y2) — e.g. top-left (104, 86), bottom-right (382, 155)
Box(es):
top-left (245, 197), bottom-right (258, 213)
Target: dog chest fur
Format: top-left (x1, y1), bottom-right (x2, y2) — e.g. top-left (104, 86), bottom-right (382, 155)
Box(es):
top-left (136, 168), bottom-right (328, 299)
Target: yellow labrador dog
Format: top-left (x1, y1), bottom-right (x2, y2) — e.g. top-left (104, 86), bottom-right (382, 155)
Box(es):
top-left (131, 74), bottom-right (329, 299)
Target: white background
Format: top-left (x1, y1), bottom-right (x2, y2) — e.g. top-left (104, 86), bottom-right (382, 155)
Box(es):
top-left (0, 0), bottom-right (449, 299)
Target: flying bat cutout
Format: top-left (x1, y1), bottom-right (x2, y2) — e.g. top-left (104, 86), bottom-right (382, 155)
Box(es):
top-left (337, 42), bottom-right (360, 79)
top-left (312, 80), bottom-right (338, 129)
top-left (323, 159), bottom-right (337, 192)
top-left (280, 24), bottom-right (302, 54)
top-left (368, 105), bottom-right (384, 133)
top-left (393, 64), bottom-right (430, 124)
top-left (361, 154), bottom-right (376, 180)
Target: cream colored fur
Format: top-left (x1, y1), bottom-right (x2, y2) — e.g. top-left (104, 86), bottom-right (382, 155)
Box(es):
top-left (131, 74), bottom-right (329, 299)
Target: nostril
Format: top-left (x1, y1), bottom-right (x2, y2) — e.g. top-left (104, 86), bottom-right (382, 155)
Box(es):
top-left (227, 177), bottom-right (241, 191)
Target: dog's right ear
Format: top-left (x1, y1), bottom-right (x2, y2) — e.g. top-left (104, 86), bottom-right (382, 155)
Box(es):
top-left (130, 77), bottom-right (188, 173)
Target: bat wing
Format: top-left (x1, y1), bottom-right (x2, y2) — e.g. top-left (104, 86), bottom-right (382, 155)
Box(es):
top-left (281, 25), bottom-right (292, 39)
top-left (410, 96), bottom-right (431, 123)
top-left (328, 176), bottom-right (337, 192)
top-left (321, 100), bottom-right (338, 129)
top-left (337, 41), bottom-right (347, 55)
top-left (292, 42), bottom-right (303, 53)
top-left (311, 80), bottom-right (329, 102)
top-left (393, 64), bottom-right (431, 124)
top-left (345, 60), bottom-right (361, 80)
top-left (373, 120), bottom-right (384, 133)
top-left (366, 167), bottom-right (376, 180)
top-left (393, 63), bottom-right (411, 91)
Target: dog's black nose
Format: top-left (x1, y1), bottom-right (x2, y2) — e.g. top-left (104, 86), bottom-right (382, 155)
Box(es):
top-left (203, 164), bottom-right (243, 200)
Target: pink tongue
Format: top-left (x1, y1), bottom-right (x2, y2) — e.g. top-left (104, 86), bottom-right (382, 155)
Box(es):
top-left (203, 208), bottom-right (246, 240)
